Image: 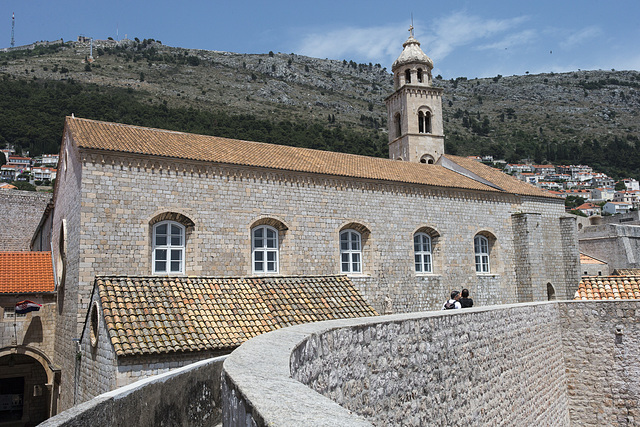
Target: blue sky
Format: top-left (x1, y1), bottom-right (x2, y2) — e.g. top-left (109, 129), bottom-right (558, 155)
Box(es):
top-left (2, 0), bottom-right (639, 78)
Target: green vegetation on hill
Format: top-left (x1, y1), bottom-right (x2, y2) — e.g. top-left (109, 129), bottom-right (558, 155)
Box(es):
top-left (1, 39), bottom-right (640, 180)
top-left (0, 79), bottom-right (387, 158)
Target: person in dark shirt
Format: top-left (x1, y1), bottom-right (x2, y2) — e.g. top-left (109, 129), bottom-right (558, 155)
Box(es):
top-left (459, 288), bottom-right (473, 308)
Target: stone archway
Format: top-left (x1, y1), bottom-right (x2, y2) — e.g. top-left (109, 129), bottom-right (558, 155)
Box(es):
top-left (0, 346), bottom-right (60, 424)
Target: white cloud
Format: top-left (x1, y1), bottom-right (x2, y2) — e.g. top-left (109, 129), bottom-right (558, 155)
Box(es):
top-left (294, 11), bottom-right (531, 68)
top-left (426, 12), bottom-right (529, 60)
top-left (476, 29), bottom-right (537, 51)
top-left (295, 23), bottom-right (406, 65)
top-left (559, 26), bottom-right (603, 49)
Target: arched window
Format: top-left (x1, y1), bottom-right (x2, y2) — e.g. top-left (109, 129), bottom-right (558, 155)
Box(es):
top-left (420, 154), bottom-right (435, 164)
top-left (418, 111), bottom-right (432, 134)
top-left (405, 69), bottom-right (411, 84)
top-left (474, 235), bottom-right (490, 273)
top-left (414, 232), bottom-right (432, 273)
top-left (394, 113), bottom-right (402, 138)
top-left (340, 230), bottom-right (361, 273)
top-left (153, 221), bottom-right (185, 274)
top-left (417, 68), bottom-right (423, 83)
top-left (252, 225), bottom-right (279, 273)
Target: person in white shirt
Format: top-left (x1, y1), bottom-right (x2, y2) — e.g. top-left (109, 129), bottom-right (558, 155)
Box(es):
top-left (442, 290), bottom-right (462, 310)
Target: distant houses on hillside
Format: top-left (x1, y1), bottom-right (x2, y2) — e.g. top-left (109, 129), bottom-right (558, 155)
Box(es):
top-left (0, 151), bottom-right (58, 184)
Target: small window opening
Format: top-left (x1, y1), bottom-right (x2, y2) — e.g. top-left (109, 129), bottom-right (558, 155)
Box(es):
top-left (394, 113), bottom-right (402, 138)
top-left (405, 69), bottom-right (411, 84)
top-left (417, 68), bottom-right (423, 83)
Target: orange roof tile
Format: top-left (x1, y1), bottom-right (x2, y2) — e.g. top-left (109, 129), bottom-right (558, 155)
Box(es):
top-left (65, 117), bottom-right (557, 198)
top-left (94, 275), bottom-right (378, 356)
top-left (0, 252), bottom-right (55, 293)
top-left (574, 276), bottom-right (640, 301)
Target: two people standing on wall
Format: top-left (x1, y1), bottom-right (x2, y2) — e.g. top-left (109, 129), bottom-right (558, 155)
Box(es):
top-left (442, 288), bottom-right (473, 310)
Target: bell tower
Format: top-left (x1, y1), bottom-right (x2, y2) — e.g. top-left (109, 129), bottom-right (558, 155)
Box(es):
top-left (385, 26), bottom-right (444, 164)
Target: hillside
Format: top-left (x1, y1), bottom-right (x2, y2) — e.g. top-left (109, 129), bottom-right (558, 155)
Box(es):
top-left (1, 38), bottom-right (639, 178)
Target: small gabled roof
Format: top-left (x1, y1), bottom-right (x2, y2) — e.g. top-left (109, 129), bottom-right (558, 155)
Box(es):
top-left (64, 117), bottom-right (557, 199)
top-left (0, 252), bottom-right (55, 293)
top-left (95, 275), bottom-right (378, 357)
top-left (575, 276), bottom-right (640, 300)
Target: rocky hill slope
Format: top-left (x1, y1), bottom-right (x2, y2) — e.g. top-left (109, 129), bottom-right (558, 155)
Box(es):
top-left (1, 39), bottom-right (639, 176)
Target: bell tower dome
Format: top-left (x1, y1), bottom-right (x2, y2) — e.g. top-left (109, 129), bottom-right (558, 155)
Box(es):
top-left (385, 27), bottom-right (444, 163)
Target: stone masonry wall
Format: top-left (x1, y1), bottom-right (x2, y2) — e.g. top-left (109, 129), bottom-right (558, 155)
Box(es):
top-left (292, 303), bottom-right (569, 426)
top-left (52, 133), bottom-right (84, 411)
top-left (560, 301), bottom-right (640, 425)
top-left (579, 224), bottom-right (640, 270)
top-left (223, 301), bottom-right (640, 426)
top-left (0, 296), bottom-right (57, 356)
top-left (0, 189), bottom-right (51, 250)
top-left (40, 356), bottom-right (226, 427)
top-left (75, 151), bottom-right (568, 316)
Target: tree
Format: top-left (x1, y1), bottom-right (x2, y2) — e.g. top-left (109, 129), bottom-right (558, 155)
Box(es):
top-left (615, 181), bottom-right (627, 191)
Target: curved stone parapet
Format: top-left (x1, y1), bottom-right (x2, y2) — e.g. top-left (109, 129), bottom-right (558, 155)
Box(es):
top-left (40, 355), bottom-right (226, 427)
top-left (222, 301), bottom-right (640, 426)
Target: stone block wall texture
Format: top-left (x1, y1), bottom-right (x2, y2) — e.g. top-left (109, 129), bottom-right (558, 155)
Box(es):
top-left (52, 134), bottom-right (84, 411)
top-left (0, 189), bottom-right (51, 250)
top-left (560, 301), bottom-right (640, 426)
top-left (223, 301), bottom-right (640, 427)
top-left (0, 296), bottom-right (56, 356)
top-left (579, 224), bottom-right (640, 270)
top-left (73, 153), bottom-right (571, 316)
top-left (39, 355), bottom-right (226, 427)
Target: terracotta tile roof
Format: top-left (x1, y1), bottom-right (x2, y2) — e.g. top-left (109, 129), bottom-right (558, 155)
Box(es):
top-left (0, 252), bottom-right (55, 293)
top-left (613, 269), bottom-right (640, 276)
top-left (65, 117), bottom-right (556, 197)
top-left (95, 275), bottom-right (378, 357)
top-left (574, 276), bottom-right (640, 300)
top-left (441, 155), bottom-right (556, 198)
top-left (580, 253), bottom-right (607, 265)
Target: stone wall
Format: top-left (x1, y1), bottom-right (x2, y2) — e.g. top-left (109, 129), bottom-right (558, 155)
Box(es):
top-left (560, 301), bottom-right (640, 425)
top-left (0, 189), bottom-right (51, 250)
top-left (51, 133), bottom-right (84, 411)
top-left (40, 355), bottom-right (226, 427)
top-left (579, 224), bottom-right (640, 270)
top-left (0, 296), bottom-right (57, 357)
top-left (223, 301), bottom-right (640, 426)
top-left (74, 151), bottom-right (570, 316)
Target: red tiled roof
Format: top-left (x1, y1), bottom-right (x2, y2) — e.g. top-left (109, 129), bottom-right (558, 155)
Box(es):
top-left (574, 276), bottom-right (640, 300)
top-left (65, 117), bottom-right (557, 198)
top-left (95, 275), bottom-right (378, 356)
top-left (0, 252), bottom-right (55, 293)
top-left (613, 269), bottom-right (640, 276)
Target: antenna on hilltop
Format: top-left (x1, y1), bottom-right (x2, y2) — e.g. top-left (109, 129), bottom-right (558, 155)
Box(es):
top-left (11, 12), bottom-right (15, 48)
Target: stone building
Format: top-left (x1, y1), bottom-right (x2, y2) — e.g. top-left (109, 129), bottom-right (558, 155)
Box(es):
top-left (0, 251), bottom-right (59, 424)
top-left (0, 190), bottom-right (51, 251)
top-left (38, 32), bottom-right (580, 410)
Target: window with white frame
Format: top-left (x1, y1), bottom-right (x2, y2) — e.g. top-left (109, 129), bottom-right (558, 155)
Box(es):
top-left (152, 221), bottom-right (185, 274)
top-left (474, 235), bottom-right (490, 273)
top-left (252, 225), bottom-right (279, 273)
top-left (340, 230), bottom-right (362, 273)
top-left (414, 232), bottom-right (432, 273)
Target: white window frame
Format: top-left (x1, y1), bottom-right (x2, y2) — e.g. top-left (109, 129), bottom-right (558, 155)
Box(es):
top-left (340, 230), bottom-right (362, 273)
top-left (152, 221), bottom-right (185, 274)
top-left (414, 232), bottom-right (432, 273)
top-left (474, 235), bottom-right (490, 273)
top-left (252, 225), bottom-right (279, 274)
